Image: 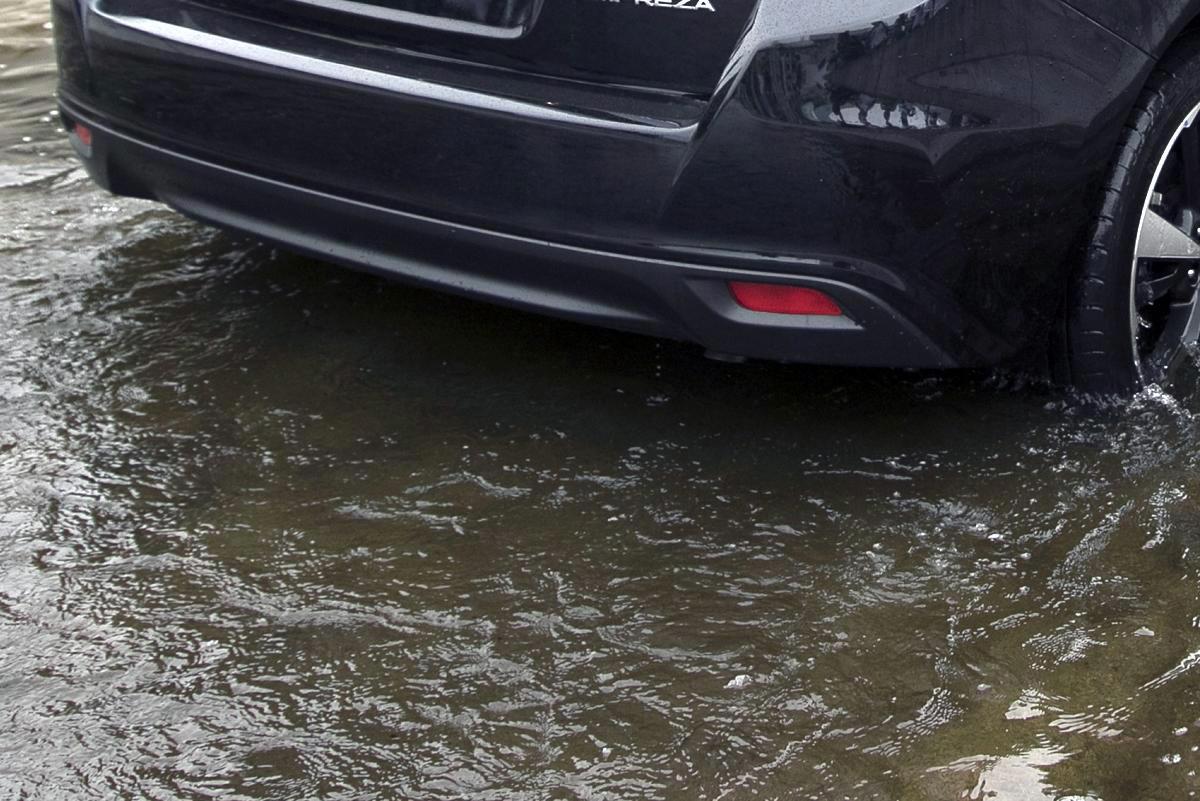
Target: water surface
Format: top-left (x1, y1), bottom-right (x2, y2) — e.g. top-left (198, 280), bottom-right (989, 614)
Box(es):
top-left (4, 4), bottom-right (1200, 798)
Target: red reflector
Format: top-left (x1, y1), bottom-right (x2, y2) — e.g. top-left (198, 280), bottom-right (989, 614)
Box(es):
top-left (728, 282), bottom-right (843, 316)
top-left (74, 124), bottom-right (93, 147)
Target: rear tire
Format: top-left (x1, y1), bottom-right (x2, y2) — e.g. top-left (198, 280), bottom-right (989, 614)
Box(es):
top-left (1065, 36), bottom-right (1200, 396)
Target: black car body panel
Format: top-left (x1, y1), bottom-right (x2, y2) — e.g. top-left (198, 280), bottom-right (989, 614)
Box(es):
top-left (53, 0), bottom-right (1175, 368)
top-left (65, 113), bottom-right (947, 368)
top-left (187, 0), bottom-right (760, 95)
top-left (1062, 0), bottom-right (1200, 55)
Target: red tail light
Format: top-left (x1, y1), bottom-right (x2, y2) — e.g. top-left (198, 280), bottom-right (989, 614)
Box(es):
top-left (73, 123), bottom-right (93, 148)
top-left (728, 282), bottom-right (843, 316)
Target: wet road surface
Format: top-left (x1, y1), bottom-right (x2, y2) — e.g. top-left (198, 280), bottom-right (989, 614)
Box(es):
top-left (6, 3), bottom-right (1200, 799)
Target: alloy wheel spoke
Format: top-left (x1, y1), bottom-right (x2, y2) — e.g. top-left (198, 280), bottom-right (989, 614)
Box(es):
top-left (1136, 208), bottom-right (1200, 261)
top-left (1129, 105), bottom-right (1200, 374)
top-left (1137, 267), bottom-right (1189, 307)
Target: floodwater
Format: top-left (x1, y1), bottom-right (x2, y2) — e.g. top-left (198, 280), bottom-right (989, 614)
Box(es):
top-left (4, 4), bottom-right (1200, 800)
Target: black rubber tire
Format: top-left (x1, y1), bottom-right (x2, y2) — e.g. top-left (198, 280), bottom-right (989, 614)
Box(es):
top-left (1064, 35), bottom-right (1200, 396)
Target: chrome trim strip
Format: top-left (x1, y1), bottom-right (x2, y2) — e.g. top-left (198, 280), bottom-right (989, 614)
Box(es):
top-left (92, 6), bottom-right (696, 138)
top-left (285, 0), bottom-right (526, 40)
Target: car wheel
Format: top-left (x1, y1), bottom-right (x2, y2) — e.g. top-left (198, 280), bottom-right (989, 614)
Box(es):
top-left (1065, 36), bottom-right (1200, 396)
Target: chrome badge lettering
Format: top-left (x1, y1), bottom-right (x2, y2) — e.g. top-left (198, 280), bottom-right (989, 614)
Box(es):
top-left (633, 0), bottom-right (716, 11)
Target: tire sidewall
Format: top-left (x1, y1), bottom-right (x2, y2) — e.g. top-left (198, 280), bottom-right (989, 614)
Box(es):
top-left (1071, 44), bottom-right (1200, 395)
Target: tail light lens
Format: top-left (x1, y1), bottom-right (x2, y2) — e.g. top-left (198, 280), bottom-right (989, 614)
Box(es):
top-left (728, 282), bottom-right (842, 316)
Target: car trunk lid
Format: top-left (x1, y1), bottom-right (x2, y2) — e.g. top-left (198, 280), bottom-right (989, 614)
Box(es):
top-left (224, 0), bottom-right (759, 96)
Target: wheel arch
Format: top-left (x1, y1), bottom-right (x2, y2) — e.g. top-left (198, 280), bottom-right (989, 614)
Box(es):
top-left (1052, 9), bottom-right (1200, 392)
top-left (1168, 4), bottom-right (1200, 54)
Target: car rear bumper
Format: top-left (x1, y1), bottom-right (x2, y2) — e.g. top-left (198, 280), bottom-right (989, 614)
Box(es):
top-left (54, 0), bottom-right (1153, 368)
top-left (61, 100), bottom-right (954, 368)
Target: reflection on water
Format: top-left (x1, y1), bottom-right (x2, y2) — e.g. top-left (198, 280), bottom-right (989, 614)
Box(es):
top-left (934, 746), bottom-right (1071, 801)
top-left (5, 2), bottom-right (1200, 799)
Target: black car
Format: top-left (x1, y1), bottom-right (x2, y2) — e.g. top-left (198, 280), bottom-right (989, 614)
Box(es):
top-left (51, 0), bottom-right (1200, 394)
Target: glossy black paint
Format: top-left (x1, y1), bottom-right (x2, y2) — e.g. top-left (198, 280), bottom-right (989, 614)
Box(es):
top-left (59, 109), bottom-right (952, 368)
top-left (1063, 0), bottom-right (1200, 55)
top-left (53, 0), bottom-right (1195, 367)
top-left (191, 0), bottom-right (759, 95)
